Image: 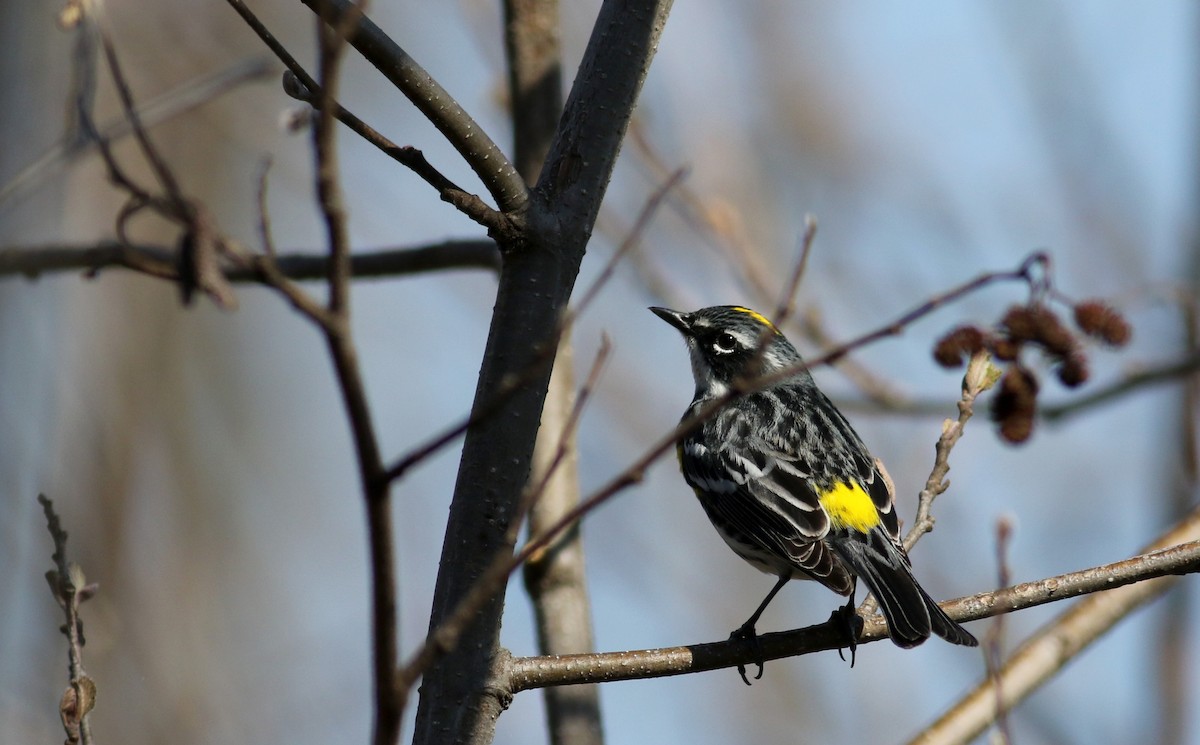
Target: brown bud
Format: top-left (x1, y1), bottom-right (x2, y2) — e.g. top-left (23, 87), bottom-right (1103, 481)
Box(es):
top-left (1056, 353), bottom-right (1090, 388)
top-left (933, 326), bottom-right (987, 368)
top-left (1002, 304), bottom-right (1077, 357)
top-left (990, 337), bottom-right (1020, 362)
top-left (1000, 305), bottom-right (1040, 342)
top-left (999, 410), bottom-right (1035, 444)
top-left (1074, 300), bottom-right (1132, 347)
top-left (991, 366), bottom-right (1039, 444)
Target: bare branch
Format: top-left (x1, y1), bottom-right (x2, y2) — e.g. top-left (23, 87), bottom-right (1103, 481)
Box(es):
top-left (0, 57), bottom-right (272, 208)
top-left (507, 536), bottom-right (1200, 691)
top-left (64, 4), bottom-right (238, 308)
top-left (797, 308), bottom-right (915, 408)
top-left (297, 0), bottom-right (528, 215)
top-left (39, 495), bottom-right (97, 745)
top-left (906, 351), bottom-right (1000, 550)
top-left (394, 165), bottom-right (680, 730)
top-left (0, 239), bottom-right (499, 282)
top-left (409, 3), bottom-right (675, 740)
top-left (770, 215), bottom-right (819, 325)
top-left (827, 349), bottom-right (1200, 423)
top-left (306, 5), bottom-right (402, 743)
top-left (857, 352), bottom-right (998, 620)
top-left (89, 3), bottom-right (187, 204)
top-left (224, 0), bottom-right (505, 229)
top-left (983, 516), bottom-right (1016, 745)
top-left (1041, 349), bottom-right (1200, 421)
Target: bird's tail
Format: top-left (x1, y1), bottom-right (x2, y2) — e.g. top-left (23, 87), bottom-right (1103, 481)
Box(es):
top-left (831, 528), bottom-right (977, 649)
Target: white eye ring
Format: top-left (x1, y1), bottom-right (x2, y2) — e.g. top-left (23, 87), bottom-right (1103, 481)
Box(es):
top-left (712, 332), bottom-right (739, 355)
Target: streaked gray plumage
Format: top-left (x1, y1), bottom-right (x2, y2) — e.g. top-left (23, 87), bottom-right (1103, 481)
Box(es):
top-left (652, 305), bottom-right (976, 658)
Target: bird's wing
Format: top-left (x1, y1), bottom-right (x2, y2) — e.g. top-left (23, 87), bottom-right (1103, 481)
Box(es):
top-left (680, 437), bottom-right (853, 594)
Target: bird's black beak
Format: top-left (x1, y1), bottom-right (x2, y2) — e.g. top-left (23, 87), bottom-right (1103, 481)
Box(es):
top-left (649, 306), bottom-right (692, 335)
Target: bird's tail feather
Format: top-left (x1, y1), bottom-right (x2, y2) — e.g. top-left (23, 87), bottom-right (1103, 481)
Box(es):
top-left (831, 529), bottom-right (977, 649)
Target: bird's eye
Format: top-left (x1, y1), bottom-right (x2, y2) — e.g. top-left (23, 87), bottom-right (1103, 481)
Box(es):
top-left (712, 332), bottom-right (740, 355)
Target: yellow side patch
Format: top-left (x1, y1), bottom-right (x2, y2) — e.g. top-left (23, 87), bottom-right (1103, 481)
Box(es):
top-left (819, 481), bottom-right (881, 533)
top-left (731, 306), bottom-right (780, 334)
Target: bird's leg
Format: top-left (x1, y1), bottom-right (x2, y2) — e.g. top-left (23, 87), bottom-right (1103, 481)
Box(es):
top-left (730, 574), bottom-right (790, 685)
top-left (832, 577), bottom-right (864, 667)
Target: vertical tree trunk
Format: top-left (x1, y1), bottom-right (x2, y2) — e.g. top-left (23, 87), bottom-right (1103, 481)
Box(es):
top-left (411, 2), bottom-right (674, 743)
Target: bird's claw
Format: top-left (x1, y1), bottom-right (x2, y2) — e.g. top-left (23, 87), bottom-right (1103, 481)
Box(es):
top-left (729, 623), bottom-right (765, 685)
top-left (831, 601), bottom-right (863, 667)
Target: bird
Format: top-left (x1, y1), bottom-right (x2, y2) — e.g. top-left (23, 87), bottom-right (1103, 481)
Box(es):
top-left (650, 304), bottom-right (976, 681)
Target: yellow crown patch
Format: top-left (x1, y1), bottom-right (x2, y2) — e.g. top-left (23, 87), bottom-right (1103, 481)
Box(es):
top-left (730, 306), bottom-right (779, 334)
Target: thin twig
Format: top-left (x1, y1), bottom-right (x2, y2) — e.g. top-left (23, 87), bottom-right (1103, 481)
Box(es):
top-left (770, 215), bottom-right (819, 326)
top-left (39, 495), bottom-right (97, 745)
top-left (858, 352), bottom-right (997, 619)
top-left (1042, 349), bottom-right (1200, 421)
top-left (0, 57), bottom-right (272, 208)
top-left (91, 1), bottom-right (186, 204)
top-left (570, 168), bottom-right (688, 320)
top-left (985, 517), bottom-right (1015, 745)
top-left (71, 3), bottom-right (237, 307)
top-left (247, 159), bottom-right (333, 328)
top-left (797, 308), bottom-right (915, 408)
top-left (223, 0), bottom-right (503, 229)
top-left (308, 4), bottom-right (400, 744)
top-left (905, 351), bottom-right (999, 550)
top-left (826, 347), bottom-right (1200, 422)
top-left (256, 158), bottom-right (278, 259)
top-left (296, 0), bottom-right (528, 215)
top-left (519, 336), bottom-right (612, 518)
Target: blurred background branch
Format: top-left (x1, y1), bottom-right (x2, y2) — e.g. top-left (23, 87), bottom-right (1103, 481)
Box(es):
top-left (0, 239), bottom-right (500, 281)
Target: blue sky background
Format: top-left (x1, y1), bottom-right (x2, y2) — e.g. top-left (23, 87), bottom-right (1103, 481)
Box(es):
top-left (2, 2), bottom-right (1197, 744)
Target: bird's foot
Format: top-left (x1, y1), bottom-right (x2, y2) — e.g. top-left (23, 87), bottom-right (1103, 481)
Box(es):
top-left (729, 622), bottom-right (765, 685)
top-left (831, 600), bottom-right (864, 667)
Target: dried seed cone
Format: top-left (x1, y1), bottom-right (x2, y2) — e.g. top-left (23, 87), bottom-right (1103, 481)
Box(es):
top-left (991, 366), bottom-right (1039, 444)
top-left (1074, 300), bottom-right (1132, 347)
top-left (934, 326), bottom-right (987, 368)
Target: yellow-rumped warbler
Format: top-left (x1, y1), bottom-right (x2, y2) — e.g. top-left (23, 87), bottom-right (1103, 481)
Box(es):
top-left (651, 305), bottom-right (976, 678)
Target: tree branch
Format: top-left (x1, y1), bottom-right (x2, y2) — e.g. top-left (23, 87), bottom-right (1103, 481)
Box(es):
top-left (506, 536), bottom-right (1200, 691)
top-left (829, 349), bottom-right (1200, 423)
top-left (0, 239), bottom-right (499, 282)
top-left (308, 6), bottom-right (401, 744)
top-left (1041, 349), bottom-right (1200, 420)
top-left (224, 0), bottom-right (505, 229)
top-left (907, 352), bottom-right (999, 549)
top-left (298, 0), bottom-right (528, 215)
top-left (39, 495), bottom-right (98, 745)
